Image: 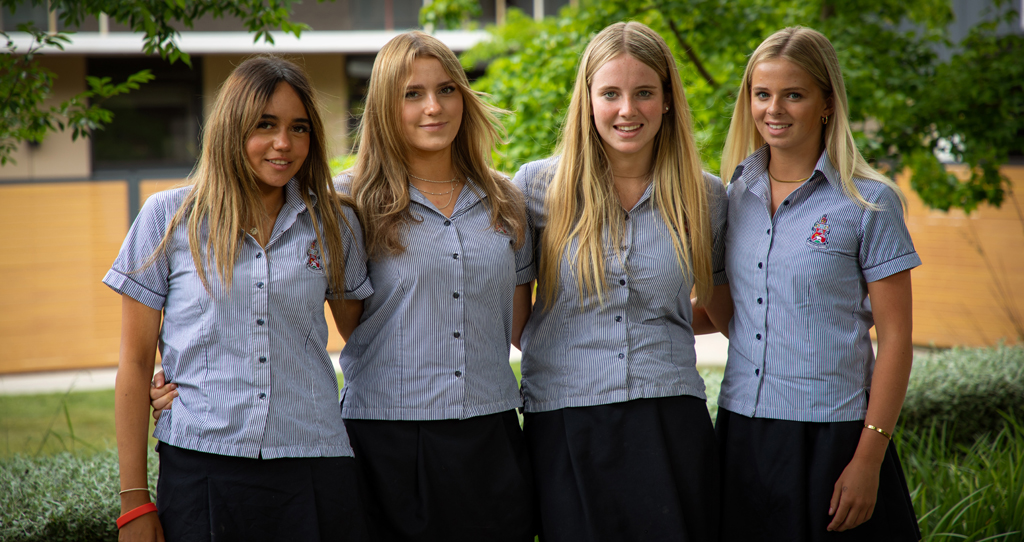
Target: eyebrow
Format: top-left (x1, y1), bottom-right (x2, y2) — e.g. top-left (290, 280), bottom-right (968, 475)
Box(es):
top-left (595, 83), bottom-right (659, 91)
top-left (405, 79), bottom-right (456, 90)
top-left (260, 113), bottom-right (311, 124)
top-left (752, 85), bottom-right (808, 92)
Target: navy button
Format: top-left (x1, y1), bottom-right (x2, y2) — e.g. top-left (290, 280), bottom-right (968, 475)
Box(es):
top-left (444, 220), bottom-right (451, 226)
top-left (755, 369), bottom-right (760, 376)
top-left (757, 262), bottom-right (763, 269)
top-left (614, 316), bottom-right (622, 322)
top-left (757, 298), bottom-right (763, 304)
top-left (624, 214), bottom-right (630, 220)
top-left (258, 393), bottom-right (266, 399)
top-left (259, 356), bottom-right (267, 363)
top-left (256, 281), bottom-right (264, 289)
top-left (454, 370), bottom-right (462, 377)
top-left (766, 229), bottom-right (771, 234)
top-left (256, 252), bottom-right (262, 259)
top-left (619, 279), bottom-right (626, 286)
top-left (453, 331), bottom-right (461, 338)
top-left (784, 201), bottom-right (790, 206)
top-left (256, 319), bottom-right (265, 326)
top-left (453, 253), bottom-right (459, 259)
top-left (756, 333), bottom-right (762, 340)
top-left (618, 353), bottom-right (625, 359)
top-left (453, 292), bottom-right (460, 299)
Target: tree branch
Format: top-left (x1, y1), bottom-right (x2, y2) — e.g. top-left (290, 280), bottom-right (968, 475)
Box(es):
top-left (664, 17), bottom-right (718, 89)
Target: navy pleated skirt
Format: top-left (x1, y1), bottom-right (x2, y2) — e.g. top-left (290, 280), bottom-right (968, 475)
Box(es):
top-left (343, 410), bottom-right (535, 542)
top-left (524, 395), bottom-right (720, 542)
top-left (155, 443), bottom-right (369, 542)
top-left (716, 408), bottom-right (921, 542)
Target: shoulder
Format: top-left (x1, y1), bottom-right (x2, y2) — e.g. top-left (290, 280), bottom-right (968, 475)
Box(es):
top-left (702, 171), bottom-right (727, 198)
top-left (332, 172), bottom-right (354, 197)
top-left (137, 185), bottom-right (192, 224)
top-left (512, 157), bottom-right (560, 194)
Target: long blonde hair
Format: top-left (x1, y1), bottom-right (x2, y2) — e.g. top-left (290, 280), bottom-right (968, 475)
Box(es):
top-left (148, 56), bottom-right (353, 293)
top-left (721, 26), bottom-right (906, 209)
top-left (539, 21), bottom-right (715, 307)
top-left (350, 31), bottom-right (525, 257)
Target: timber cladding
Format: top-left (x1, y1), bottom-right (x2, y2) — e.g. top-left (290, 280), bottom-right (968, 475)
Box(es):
top-left (0, 169), bottom-right (1021, 374)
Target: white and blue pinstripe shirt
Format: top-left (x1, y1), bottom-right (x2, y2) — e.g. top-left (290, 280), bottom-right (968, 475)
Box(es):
top-left (514, 158), bottom-right (729, 413)
top-left (335, 175), bottom-right (534, 421)
top-left (718, 146), bottom-right (921, 423)
top-left (103, 180), bottom-right (373, 459)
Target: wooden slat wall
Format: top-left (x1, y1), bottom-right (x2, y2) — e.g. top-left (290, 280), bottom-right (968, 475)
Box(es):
top-left (899, 165), bottom-right (1024, 347)
top-left (1, 167), bottom-right (1020, 374)
top-left (0, 182), bottom-right (129, 373)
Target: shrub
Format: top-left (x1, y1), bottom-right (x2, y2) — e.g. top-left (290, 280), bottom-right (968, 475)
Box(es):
top-left (900, 344), bottom-right (1024, 444)
top-left (0, 449), bottom-right (158, 542)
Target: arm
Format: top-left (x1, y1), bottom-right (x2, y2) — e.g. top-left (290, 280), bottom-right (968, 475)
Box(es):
top-left (327, 298), bottom-right (364, 342)
top-left (828, 269), bottom-right (913, 532)
top-left (694, 283), bottom-right (733, 338)
top-left (511, 282), bottom-right (534, 350)
top-left (115, 295), bottom-right (165, 541)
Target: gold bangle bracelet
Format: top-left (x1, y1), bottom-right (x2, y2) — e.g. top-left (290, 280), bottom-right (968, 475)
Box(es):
top-left (119, 488), bottom-right (150, 495)
top-left (864, 424), bottom-right (892, 441)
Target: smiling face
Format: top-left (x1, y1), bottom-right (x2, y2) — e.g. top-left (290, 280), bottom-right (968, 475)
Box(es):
top-left (750, 58), bottom-right (833, 160)
top-left (245, 81), bottom-right (311, 196)
top-left (401, 56), bottom-right (464, 160)
top-left (589, 54), bottom-right (668, 168)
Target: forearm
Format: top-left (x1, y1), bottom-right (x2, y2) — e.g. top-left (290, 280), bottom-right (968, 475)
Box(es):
top-left (511, 282), bottom-right (534, 350)
top-left (699, 283), bottom-right (733, 338)
top-left (328, 298), bottom-right (364, 342)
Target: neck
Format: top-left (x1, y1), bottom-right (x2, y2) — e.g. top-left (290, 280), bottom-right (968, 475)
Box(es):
top-left (259, 185), bottom-right (286, 218)
top-left (606, 146), bottom-right (654, 183)
top-left (767, 145), bottom-right (821, 181)
top-left (407, 147), bottom-right (456, 182)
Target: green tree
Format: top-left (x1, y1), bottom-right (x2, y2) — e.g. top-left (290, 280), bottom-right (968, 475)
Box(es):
top-left (0, 0), bottom-right (308, 165)
top-left (436, 0), bottom-right (1022, 213)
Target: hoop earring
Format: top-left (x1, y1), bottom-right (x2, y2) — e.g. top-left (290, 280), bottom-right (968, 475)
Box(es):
top-left (821, 115), bottom-right (829, 125)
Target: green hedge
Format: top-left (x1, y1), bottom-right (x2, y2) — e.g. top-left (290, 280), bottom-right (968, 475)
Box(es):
top-left (0, 450), bottom-right (158, 542)
top-left (900, 344), bottom-right (1024, 443)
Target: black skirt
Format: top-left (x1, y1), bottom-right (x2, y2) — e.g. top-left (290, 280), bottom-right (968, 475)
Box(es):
top-left (524, 395), bottom-right (720, 542)
top-left (716, 408), bottom-right (921, 542)
top-left (343, 410), bottom-right (535, 542)
top-left (155, 443), bottom-right (369, 542)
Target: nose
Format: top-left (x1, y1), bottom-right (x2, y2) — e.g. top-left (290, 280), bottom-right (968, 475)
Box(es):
top-left (766, 96), bottom-right (783, 116)
top-left (619, 97), bottom-right (637, 117)
top-left (272, 127), bottom-right (292, 150)
top-left (424, 94), bottom-right (441, 115)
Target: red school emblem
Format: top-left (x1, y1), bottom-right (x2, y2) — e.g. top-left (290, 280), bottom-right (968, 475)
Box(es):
top-left (807, 214), bottom-right (830, 247)
top-left (306, 240), bottom-right (324, 272)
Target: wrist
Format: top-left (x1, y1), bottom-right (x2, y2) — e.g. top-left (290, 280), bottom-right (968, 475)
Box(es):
top-left (119, 491), bottom-right (152, 512)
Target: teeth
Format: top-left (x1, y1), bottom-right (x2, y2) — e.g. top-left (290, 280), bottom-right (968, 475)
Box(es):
top-left (268, 160), bottom-right (288, 165)
top-left (618, 125), bottom-right (641, 132)
top-left (768, 124), bottom-right (790, 129)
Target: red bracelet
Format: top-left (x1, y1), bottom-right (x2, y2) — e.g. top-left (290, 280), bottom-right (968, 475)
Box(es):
top-left (116, 502), bottom-right (158, 529)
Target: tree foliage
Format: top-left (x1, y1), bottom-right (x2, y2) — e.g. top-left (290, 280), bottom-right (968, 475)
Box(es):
top-left (433, 0), bottom-right (1023, 213)
top-left (0, 0), bottom-right (308, 165)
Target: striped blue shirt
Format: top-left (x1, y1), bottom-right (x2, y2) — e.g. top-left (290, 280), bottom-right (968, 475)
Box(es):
top-left (103, 180), bottom-right (373, 459)
top-left (718, 146), bottom-right (921, 423)
top-left (514, 157), bottom-right (729, 413)
top-left (335, 175), bottom-right (534, 421)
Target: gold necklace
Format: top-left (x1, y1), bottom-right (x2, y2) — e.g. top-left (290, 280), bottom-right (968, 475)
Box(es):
top-left (768, 170), bottom-right (811, 184)
top-left (409, 172), bottom-right (459, 184)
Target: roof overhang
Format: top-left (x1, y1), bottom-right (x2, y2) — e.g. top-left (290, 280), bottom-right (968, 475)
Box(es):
top-left (5, 29), bottom-right (489, 55)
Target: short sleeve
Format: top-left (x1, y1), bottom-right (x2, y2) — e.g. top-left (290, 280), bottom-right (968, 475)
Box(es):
top-left (859, 184), bottom-right (921, 283)
top-left (513, 159), bottom-right (557, 285)
top-left (101, 191), bottom-right (180, 310)
top-left (705, 172), bottom-right (729, 286)
top-left (333, 205), bottom-right (373, 300)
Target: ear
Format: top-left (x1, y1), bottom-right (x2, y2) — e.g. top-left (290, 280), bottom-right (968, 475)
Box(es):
top-left (823, 94), bottom-right (835, 118)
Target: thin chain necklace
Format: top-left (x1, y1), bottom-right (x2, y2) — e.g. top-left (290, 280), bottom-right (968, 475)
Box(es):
top-left (768, 170), bottom-right (811, 184)
top-left (409, 172), bottom-right (459, 184)
top-left (409, 174), bottom-right (462, 210)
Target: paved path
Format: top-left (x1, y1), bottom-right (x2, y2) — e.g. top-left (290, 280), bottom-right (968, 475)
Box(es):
top-left (0, 335), bottom-right (731, 396)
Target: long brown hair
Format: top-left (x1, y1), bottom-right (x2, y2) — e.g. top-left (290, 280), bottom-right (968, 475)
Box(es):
top-left (539, 21), bottom-right (716, 307)
top-left (350, 31), bottom-right (525, 257)
top-left (147, 56), bottom-right (354, 293)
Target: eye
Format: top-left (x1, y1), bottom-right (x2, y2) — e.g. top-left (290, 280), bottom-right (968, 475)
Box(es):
top-left (405, 90), bottom-right (420, 99)
top-left (439, 85), bottom-right (457, 95)
top-left (602, 91), bottom-right (618, 99)
top-left (787, 92), bottom-right (802, 99)
top-left (637, 90), bottom-right (653, 98)
top-left (754, 91), bottom-right (769, 99)
top-left (256, 120), bottom-right (274, 130)
top-left (291, 124), bottom-right (311, 134)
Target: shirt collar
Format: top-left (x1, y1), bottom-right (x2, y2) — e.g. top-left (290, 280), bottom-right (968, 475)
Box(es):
top-left (735, 145), bottom-right (843, 192)
top-left (283, 177), bottom-right (318, 214)
top-left (409, 176), bottom-right (485, 216)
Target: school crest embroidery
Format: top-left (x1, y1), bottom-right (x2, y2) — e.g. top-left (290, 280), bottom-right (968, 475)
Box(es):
top-left (305, 240), bottom-right (324, 272)
top-left (807, 214), bottom-right (830, 247)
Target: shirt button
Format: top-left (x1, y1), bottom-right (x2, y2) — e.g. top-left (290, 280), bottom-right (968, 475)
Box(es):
top-left (756, 333), bottom-right (762, 340)
top-left (258, 393), bottom-right (266, 399)
top-left (624, 214), bottom-right (630, 220)
top-left (619, 279), bottom-right (626, 286)
top-left (618, 353), bottom-right (625, 359)
top-left (783, 200), bottom-right (790, 206)
top-left (453, 292), bottom-right (460, 298)
top-left (614, 316), bottom-right (622, 322)
top-left (453, 331), bottom-right (461, 338)
top-left (755, 369), bottom-right (760, 376)
top-left (256, 252), bottom-right (263, 259)
top-left (256, 319), bottom-right (265, 326)
top-left (454, 370), bottom-right (462, 377)
top-left (453, 253), bottom-right (459, 259)
top-left (256, 281), bottom-right (264, 289)
top-left (766, 229), bottom-right (771, 235)
top-left (757, 298), bottom-right (763, 304)
top-left (444, 220), bottom-right (451, 226)
top-left (259, 356), bottom-right (267, 363)
top-left (757, 262), bottom-right (763, 269)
